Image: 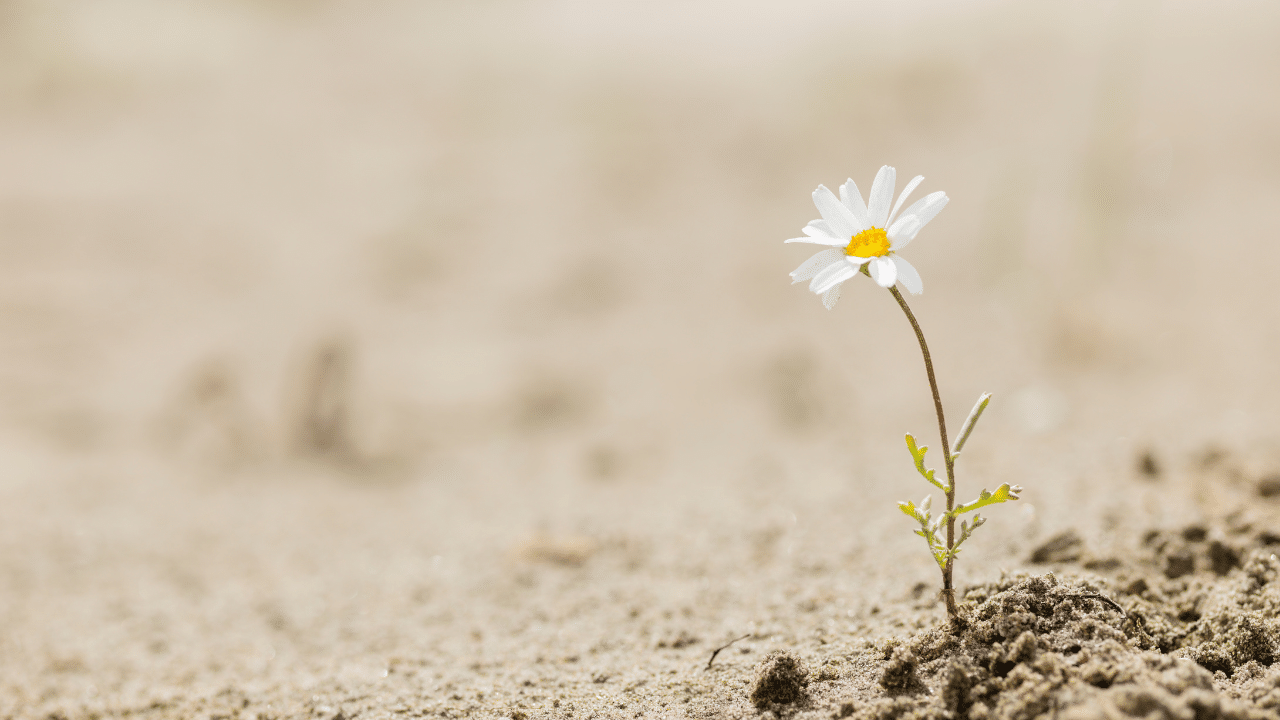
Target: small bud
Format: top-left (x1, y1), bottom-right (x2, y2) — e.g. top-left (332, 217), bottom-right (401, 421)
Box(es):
top-left (953, 393), bottom-right (992, 455)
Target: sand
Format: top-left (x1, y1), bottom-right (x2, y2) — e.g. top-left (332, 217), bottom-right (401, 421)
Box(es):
top-left (3, 1), bottom-right (1280, 718)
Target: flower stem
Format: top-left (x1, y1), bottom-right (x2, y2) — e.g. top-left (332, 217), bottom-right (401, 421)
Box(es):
top-left (887, 285), bottom-right (963, 628)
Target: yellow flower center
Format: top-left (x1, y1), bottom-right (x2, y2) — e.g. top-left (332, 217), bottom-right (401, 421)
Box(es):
top-left (845, 227), bottom-right (890, 258)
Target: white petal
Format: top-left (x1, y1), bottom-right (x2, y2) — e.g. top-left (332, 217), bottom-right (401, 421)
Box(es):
top-left (887, 192), bottom-right (948, 248)
top-left (868, 256), bottom-right (897, 288)
top-left (911, 192), bottom-right (949, 225)
top-left (789, 249), bottom-right (844, 284)
top-left (821, 283), bottom-right (842, 309)
top-left (785, 235), bottom-right (846, 246)
top-left (885, 216), bottom-right (920, 248)
top-left (838, 179), bottom-right (870, 231)
top-left (867, 166), bottom-right (896, 228)
top-left (786, 219), bottom-right (846, 245)
top-left (811, 185), bottom-right (858, 239)
top-left (810, 259), bottom-right (857, 295)
top-left (888, 175), bottom-right (924, 226)
top-left (892, 255), bottom-right (923, 295)
top-left (899, 191), bottom-right (949, 226)
top-left (844, 254), bottom-right (873, 265)
top-left (804, 219), bottom-right (836, 236)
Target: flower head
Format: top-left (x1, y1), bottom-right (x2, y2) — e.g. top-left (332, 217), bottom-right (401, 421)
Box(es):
top-left (786, 166), bottom-right (948, 309)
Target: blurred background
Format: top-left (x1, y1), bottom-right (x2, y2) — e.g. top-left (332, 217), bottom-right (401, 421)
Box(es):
top-left (2, 0), bottom-right (1280, 714)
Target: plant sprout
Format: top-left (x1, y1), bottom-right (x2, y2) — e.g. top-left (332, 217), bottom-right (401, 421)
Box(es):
top-left (785, 166), bottom-right (1021, 627)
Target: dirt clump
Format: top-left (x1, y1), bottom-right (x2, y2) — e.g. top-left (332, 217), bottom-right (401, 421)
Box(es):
top-left (878, 645), bottom-right (922, 694)
top-left (751, 651), bottom-right (811, 708)
top-left (1144, 526), bottom-right (1245, 578)
top-left (1256, 475), bottom-right (1280, 498)
top-left (846, 565), bottom-right (1280, 720)
top-left (1029, 529), bottom-right (1085, 564)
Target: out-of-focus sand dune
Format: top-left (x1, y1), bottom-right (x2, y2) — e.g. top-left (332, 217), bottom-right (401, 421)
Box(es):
top-left (2, 1), bottom-right (1280, 717)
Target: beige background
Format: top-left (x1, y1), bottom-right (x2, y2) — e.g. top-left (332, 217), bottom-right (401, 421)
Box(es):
top-left (2, 1), bottom-right (1280, 717)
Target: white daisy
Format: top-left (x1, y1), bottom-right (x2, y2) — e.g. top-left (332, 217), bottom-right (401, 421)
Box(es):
top-left (786, 166), bottom-right (948, 309)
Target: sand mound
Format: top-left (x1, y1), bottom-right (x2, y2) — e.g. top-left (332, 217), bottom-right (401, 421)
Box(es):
top-left (822, 526), bottom-right (1280, 720)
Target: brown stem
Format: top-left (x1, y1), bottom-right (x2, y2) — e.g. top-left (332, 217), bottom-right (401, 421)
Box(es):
top-left (887, 285), bottom-right (962, 628)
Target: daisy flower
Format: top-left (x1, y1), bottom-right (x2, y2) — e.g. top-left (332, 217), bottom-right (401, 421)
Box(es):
top-left (786, 166), bottom-right (948, 309)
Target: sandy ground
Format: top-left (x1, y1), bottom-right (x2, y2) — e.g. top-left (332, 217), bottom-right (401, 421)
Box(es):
top-left (3, 1), bottom-right (1280, 718)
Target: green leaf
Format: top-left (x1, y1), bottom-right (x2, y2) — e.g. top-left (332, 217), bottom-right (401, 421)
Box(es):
top-left (951, 483), bottom-right (1022, 517)
top-left (949, 514), bottom-right (986, 557)
top-left (905, 434), bottom-right (947, 492)
top-left (898, 495), bottom-right (947, 569)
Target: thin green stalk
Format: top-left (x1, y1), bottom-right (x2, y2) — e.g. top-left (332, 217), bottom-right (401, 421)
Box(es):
top-left (887, 285), bottom-right (962, 627)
